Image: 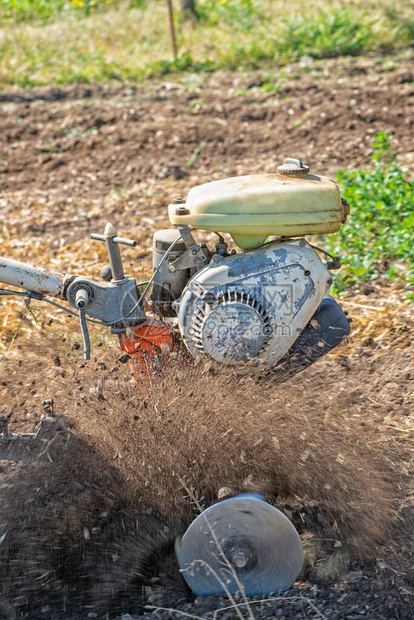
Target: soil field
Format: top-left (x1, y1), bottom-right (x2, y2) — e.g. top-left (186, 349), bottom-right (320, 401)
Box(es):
top-left (0, 55), bottom-right (413, 620)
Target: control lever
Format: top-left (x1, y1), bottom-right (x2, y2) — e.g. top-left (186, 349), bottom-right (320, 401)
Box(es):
top-left (91, 222), bottom-right (138, 281)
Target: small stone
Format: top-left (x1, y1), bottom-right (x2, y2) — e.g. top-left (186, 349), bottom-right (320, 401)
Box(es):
top-left (218, 486), bottom-right (233, 499)
top-left (118, 354), bottom-right (131, 364)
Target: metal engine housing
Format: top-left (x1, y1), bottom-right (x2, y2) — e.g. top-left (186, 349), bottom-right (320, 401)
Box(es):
top-left (176, 239), bottom-right (331, 368)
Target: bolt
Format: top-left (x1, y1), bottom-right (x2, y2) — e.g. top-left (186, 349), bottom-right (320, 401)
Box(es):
top-left (101, 264), bottom-right (113, 281)
top-left (232, 550), bottom-right (249, 569)
top-left (168, 265), bottom-right (176, 273)
top-left (341, 197), bottom-right (351, 222)
top-left (173, 196), bottom-right (185, 204)
top-left (175, 206), bottom-right (190, 216)
top-left (191, 248), bottom-right (198, 255)
top-left (299, 239), bottom-right (306, 247)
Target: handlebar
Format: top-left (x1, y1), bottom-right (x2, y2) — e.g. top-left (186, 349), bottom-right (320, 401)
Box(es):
top-left (0, 256), bottom-right (66, 298)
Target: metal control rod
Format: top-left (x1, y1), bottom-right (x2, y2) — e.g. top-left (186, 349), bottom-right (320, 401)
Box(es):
top-left (0, 257), bottom-right (65, 297)
top-left (90, 234), bottom-right (138, 247)
top-left (91, 222), bottom-right (138, 281)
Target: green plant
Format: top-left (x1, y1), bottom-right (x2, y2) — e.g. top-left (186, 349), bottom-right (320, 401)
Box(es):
top-left (370, 129), bottom-right (395, 163)
top-left (0, 301), bottom-right (42, 366)
top-left (1, 2), bottom-right (414, 87)
top-left (0, 0), bottom-right (147, 21)
top-left (146, 52), bottom-right (217, 78)
top-left (323, 132), bottom-right (414, 300)
top-left (197, 0), bottom-right (258, 31)
top-left (278, 8), bottom-right (375, 59)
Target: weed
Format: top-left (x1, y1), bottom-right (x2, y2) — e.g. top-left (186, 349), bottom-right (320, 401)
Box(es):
top-left (0, 0), bottom-right (146, 22)
top-left (0, 299), bottom-right (42, 366)
top-left (277, 9), bottom-right (375, 60)
top-left (185, 97), bottom-right (207, 114)
top-left (291, 113), bottom-right (308, 129)
top-left (186, 140), bottom-right (207, 168)
top-left (197, 0), bottom-right (258, 32)
top-left (323, 132), bottom-right (414, 299)
top-left (261, 80), bottom-right (282, 94)
top-left (145, 52), bottom-right (218, 79)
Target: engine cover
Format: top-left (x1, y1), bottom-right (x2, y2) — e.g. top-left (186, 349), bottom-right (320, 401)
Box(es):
top-left (177, 239), bottom-right (331, 368)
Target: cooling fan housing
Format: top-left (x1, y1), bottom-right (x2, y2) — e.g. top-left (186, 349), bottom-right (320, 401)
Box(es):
top-left (189, 287), bottom-right (273, 364)
top-left (176, 239), bottom-right (331, 369)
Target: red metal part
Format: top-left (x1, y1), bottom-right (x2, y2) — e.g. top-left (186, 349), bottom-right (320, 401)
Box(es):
top-left (117, 317), bottom-right (173, 384)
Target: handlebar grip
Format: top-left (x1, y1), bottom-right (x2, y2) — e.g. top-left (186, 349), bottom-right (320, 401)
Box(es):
top-left (90, 233), bottom-right (137, 247)
top-left (112, 236), bottom-right (138, 247)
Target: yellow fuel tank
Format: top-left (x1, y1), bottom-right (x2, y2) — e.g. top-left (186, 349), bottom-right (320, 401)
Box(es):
top-left (168, 168), bottom-right (345, 249)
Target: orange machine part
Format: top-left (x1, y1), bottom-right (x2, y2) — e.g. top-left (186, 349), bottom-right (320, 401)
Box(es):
top-left (117, 317), bottom-right (173, 385)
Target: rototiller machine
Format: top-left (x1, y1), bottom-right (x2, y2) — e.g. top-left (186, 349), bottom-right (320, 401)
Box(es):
top-left (0, 159), bottom-right (351, 597)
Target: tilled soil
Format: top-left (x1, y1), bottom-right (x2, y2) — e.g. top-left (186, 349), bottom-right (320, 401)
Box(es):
top-left (1, 54), bottom-right (414, 200)
top-left (0, 55), bottom-right (413, 619)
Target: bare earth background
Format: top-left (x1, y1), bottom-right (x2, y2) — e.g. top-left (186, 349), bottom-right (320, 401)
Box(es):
top-left (0, 55), bottom-right (413, 619)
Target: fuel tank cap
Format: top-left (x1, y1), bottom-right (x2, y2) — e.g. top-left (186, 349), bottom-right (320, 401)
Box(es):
top-left (277, 158), bottom-right (310, 175)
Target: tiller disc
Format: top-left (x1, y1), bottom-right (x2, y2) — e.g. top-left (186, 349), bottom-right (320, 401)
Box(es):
top-left (175, 493), bottom-right (304, 597)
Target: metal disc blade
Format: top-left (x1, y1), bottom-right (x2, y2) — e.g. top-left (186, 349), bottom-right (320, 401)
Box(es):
top-left (175, 493), bottom-right (304, 597)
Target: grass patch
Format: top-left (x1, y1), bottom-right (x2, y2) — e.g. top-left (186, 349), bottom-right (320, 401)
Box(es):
top-left (324, 132), bottom-right (414, 300)
top-left (0, 1), bottom-right (413, 87)
top-left (0, 0), bottom-right (146, 22)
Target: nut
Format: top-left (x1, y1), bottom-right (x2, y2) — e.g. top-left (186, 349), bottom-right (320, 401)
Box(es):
top-left (175, 206), bottom-right (190, 216)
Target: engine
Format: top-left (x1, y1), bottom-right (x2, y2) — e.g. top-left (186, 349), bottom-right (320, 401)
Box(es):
top-left (151, 232), bottom-right (350, 371)
top-left (150, 159), bottom-right (351, 372)
top-left (176, 240), bottom-right (331, 367)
